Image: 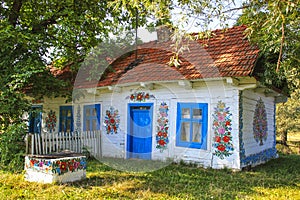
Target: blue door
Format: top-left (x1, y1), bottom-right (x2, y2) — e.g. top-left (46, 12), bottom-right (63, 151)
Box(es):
top-left (127, 103), bottom-right (153, 160)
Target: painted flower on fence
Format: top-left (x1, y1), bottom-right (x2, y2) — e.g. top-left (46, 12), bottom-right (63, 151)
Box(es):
top-left (126, 91), bottom-right (155, 102)
top-left (104, 107), bottom-right (120, 134)
top-left (45, 110), bottom-right (56, 132)
top-left (212, 101), bottom-right (234, 159)
top-left (156, 102), bottom-right (169, 152)
top-left (253, 98), bottom-right (268, 145)
top-left (25, 157), bottom-right (87, 175)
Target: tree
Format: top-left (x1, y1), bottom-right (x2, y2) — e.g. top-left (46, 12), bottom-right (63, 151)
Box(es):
top-left (276, 91), bottom-right (300, 146)
top-left (237, 0), bottom-right (299, 95)
top-left (237, 0), bottom-right (300, 145)
top-left (0, 0), bottom-right (140, 169)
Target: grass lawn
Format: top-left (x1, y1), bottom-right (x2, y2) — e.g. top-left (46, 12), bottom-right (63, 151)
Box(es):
top-left (0, 153), bottom-right (299, 200)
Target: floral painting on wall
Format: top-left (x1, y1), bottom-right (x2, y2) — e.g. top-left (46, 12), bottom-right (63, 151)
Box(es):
top-left (212, 101), bottom-right (234, 159)
top-left (156, 102), bottom-right (169, 152)
top-left (45, 110), bottom-right (56, 132)
top-left (253, 98), bottom-right (268, 145)
top-left (104, 107), bottom-right (120, 134)
top-left (126, 91), bottom-right (155, 102)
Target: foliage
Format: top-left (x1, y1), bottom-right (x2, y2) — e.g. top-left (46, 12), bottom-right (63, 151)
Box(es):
top-left (0, 123), bottom-right (27, 172)
top-left (1, 154), bottom-right (300, 199)
top-left (237, 0), bottom-right (300, 95)
top-left (276, 91), bottom-right (300, 144)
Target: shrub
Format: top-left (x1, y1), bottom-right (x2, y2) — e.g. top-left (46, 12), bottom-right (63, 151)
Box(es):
top-left (0, 123), bottom-right (27, 172)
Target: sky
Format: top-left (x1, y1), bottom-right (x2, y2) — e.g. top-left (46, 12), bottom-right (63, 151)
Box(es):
top-left (138, 0), bottom-right (244, 42)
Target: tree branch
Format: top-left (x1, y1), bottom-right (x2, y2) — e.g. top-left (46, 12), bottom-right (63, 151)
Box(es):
top-left (32, 8), bottom-right (68, 33)
top-left (277, 16), bottom-right (285, 72)
top-left (222, 5), bottom-right (252, 14)
top-left (8, 0), bottom-right (23, 27)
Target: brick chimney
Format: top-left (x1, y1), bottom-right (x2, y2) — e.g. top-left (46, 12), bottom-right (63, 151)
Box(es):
top-left (156, 25), bottom-right (172, 42)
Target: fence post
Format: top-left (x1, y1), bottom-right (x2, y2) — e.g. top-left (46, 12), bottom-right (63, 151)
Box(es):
top-left (31, 134), bottom-right (34, 155)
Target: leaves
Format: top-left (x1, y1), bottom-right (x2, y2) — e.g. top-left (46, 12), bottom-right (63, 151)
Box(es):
top-left (238, 0), bottom-right (300, 95)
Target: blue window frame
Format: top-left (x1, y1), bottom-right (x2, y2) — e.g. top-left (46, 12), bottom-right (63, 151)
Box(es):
top-left (29, 106), bottom-right (42, 134)
top-left (83, 104), bottom-right (101, 131)
top-left (59, 106), bottom-right (73, 132)
top-left (176, 103), bottom-right (208, 149)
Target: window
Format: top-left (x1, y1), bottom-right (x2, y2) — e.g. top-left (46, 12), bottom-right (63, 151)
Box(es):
top-left (83, 104), bottom-right (100, 131)
top-left (59, 106), bottom-right (73, 132)
top-left (176, 103), bottom-right (208, 149)
top-left (29, 106), bottom-right (42, 134)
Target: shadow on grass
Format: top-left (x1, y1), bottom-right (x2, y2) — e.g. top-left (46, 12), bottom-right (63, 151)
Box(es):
top-left (65, 154), bottom-right (300, 199)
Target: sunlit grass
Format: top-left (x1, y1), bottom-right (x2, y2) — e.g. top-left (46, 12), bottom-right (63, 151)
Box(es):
top-left (0, 153), bottom-right (300, 200)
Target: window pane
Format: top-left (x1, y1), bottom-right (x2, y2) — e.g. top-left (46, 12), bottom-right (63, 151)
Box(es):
top-left (181, 108), bottom-right (190, 118)
top-left (61, 122), bottom-right (65, 132)
top-left (67, 110), bottom-right (72, 117)
top-left (192, 122), bottom-right (201, 142)
top-left (66, 119), bottom-right (71, 132)
top-left (180, 122), bottom-right (190, 142)
top-left (193, 108), bottom-right (202, 119)
top-left (92, 108), bottom-right (97, 116)
top-left (85, 109), bottom-right (90, 117)
top-left (92, 119), bottom-right (97, 131)
top-left (85, 120), bottom-right (90, 131)
top-left (61, 110), bottom-right (66, 117)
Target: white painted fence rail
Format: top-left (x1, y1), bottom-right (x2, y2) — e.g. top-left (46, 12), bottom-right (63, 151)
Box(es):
top-left (26, 131), bottom-right (102, 158)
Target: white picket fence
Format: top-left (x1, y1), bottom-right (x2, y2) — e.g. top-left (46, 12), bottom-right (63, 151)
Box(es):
top-left (26, 131), bottom-right (102, 158)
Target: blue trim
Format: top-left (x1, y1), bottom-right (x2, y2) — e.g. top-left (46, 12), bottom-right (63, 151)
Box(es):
top-left (83, 104), bottom-right (101, 131)
top-left (176, 103), bottom-right (208, 149)
top-left (241, 147), bottom-right (277, 166)
top-left (29, 105), bottom-right (43, 134)
top-left (127, 103), bottom-right (153, 159)
top-left (59, 106), bottom-right (74, 132)
top-left (239, 91), bottom-right (246, 162)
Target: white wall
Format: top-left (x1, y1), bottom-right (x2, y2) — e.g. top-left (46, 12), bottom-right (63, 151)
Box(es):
top-left (72, 80), bottom-right (243, 169)
top-left (40, 80), bottom-right (277, 170)
top-left (240, 90), bottom-right (277, 167)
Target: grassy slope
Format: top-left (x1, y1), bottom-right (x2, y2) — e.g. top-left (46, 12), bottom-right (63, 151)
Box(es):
top-left (0, 153), bottom-right (299, 200)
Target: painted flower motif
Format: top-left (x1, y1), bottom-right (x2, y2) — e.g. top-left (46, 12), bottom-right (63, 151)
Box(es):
top-left (104, 107), bottom-right (120, 134)
top-left (217, 144), bottom-right (226, 152)
top-left (45, 110), bottom-right (56, 132)
top-left (215, 136), bottom-right (221, 143)
top-left (60, 162), bottom-right (67, 171)
top-left (126, 91), bottom-right (155, 102)
top-left (223, 136), bottom-right (230, 143)
top-left (27, 157), bottom-right (86, 175)
top-left (156, 102), bottom-right (169, 152)
top-left (218, 127), bottom-right (226, 134)
top-left (212, 101), bottom-right (234, 159)
top-left (253, 98), bottom-right (268, 145)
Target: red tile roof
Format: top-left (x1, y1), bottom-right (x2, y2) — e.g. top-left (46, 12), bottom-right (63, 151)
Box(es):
top-left (74, 25), bottom-right (260, 89)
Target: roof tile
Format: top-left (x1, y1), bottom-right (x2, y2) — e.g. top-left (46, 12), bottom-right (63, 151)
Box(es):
top-left (74, 25), bottom-right (259, 88)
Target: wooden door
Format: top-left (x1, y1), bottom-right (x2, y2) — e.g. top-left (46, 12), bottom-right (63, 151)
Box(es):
top-left (127, 104), bottom-right (153, 160)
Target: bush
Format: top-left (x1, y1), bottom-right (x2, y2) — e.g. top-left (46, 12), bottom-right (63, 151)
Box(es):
top-left (0, 123), bottom-right (27, 172)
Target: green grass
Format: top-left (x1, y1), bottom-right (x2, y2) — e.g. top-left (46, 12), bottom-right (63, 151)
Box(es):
top-left (1, 153), bottom-right (300, 200)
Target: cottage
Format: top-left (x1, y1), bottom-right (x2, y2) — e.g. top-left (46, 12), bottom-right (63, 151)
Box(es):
top-left (28, 25), bottom-right (286, 170)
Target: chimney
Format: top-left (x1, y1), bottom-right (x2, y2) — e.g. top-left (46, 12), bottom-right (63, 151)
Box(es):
top-left (156, 25), bottom-right (173, 42)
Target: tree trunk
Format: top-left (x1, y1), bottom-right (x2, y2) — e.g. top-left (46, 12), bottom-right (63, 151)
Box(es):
top-left (280, 130), bottom-right (288, 146)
